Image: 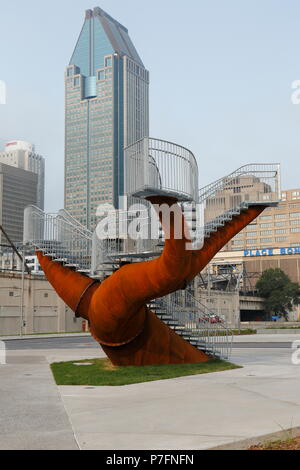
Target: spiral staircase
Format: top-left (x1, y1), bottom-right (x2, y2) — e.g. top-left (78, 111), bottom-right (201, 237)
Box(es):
top-left (23, 137), bottom-right (281, 359)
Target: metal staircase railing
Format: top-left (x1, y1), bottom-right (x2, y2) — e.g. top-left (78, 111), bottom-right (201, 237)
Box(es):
top-left (198, 163), bottom-right (281, 203)
top-left (23, 205), bottom-right (94, 272)
top-left (149, 289), bottom-right (233, 359)
top-left (125, 137), bottom-right (199, 202)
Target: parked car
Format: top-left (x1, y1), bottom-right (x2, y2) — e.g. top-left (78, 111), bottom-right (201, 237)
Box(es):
top-left (202, 314), bottom-right (223, 324)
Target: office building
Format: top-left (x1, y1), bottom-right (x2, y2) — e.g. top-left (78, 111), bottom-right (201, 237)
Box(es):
top-left (65, 7), bottom-right (149, 229)
top-left (203, 188), bottom-right (300, 319)
top-left (227, 188), bottom-right (300, 251)
top-left (0, 141), bottom-right (45, 210)
top-left (0, 163), bottom-right (38, 245)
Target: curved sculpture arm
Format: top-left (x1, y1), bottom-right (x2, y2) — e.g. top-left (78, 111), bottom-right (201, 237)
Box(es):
top-left (187, 205), bottom-right (266, 281)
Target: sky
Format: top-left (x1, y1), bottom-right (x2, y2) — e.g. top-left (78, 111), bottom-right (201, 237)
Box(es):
top-left (1, 0), bottom-right (300, 212)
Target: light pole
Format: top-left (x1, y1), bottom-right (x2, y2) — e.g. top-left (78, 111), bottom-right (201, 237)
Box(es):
top-left (20, 246), bottom-right (25, 336)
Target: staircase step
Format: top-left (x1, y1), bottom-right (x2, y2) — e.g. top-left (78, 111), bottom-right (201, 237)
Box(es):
top-left (157, 315), bottom-right (175, 321)
top-left (164, 321), bottom-right (181, 327)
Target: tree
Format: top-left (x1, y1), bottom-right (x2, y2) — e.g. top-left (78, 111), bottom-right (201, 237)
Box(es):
top-left (256, 268), bottom-right (300, 319)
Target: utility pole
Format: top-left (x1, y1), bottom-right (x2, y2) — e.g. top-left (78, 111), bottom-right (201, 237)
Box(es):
top-left (0, 226), bottom-right (31, 335)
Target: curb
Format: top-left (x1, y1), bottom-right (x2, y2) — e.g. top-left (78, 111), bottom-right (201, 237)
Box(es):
top-left (209, 426), bottom-right (300, 450)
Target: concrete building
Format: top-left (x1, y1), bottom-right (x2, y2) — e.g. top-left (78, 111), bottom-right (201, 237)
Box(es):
top-left (204, 174), bottom-right (276, 226)
top-left (0, 163), bottom-right (38, 245)
top-left (0, 141), bottom-right (45, 210)
top-left (201, 186), bottom-right (300, 322)
top-left (0, 251), bottom-right (42, 275)
top-left (201, 189), bottom-right (300, 321)
top-left (227, 188), bottom-right (300, 252)
top-left (0, 272), bottom-right (82, 336)
top-left (65, 7), bottom-right (149, 230)
top-left (205, 249), bottom-right (300, 321)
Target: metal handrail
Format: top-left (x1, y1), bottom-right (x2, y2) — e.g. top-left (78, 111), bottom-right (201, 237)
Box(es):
top-left (125, 137), bottom-right (199, 202)
top-left (199, 163), bottom-right (281, 202)
top-left (152, 291), bottom-right (233, 359)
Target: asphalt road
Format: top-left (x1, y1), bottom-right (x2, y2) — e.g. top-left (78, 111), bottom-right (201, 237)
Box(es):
top-left (3, 336), bottom-right (99, 350)
top-left (2, 336), bottom-right (293, 350)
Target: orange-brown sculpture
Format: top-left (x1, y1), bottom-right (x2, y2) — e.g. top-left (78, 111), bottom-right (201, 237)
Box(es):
top-left (37, 196), bottom-right (266, 366)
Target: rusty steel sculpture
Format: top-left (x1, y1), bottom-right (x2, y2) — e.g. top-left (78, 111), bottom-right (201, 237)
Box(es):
top-left (36, 198), bottom-right (266, 366)
top-left (25, 139), bottom-right (281, 366)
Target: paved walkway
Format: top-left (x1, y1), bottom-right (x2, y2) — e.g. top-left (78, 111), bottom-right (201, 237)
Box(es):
top-left (0, 347), bottom-right (102, 450)
top-left (58, 347), bottom-right (300, 450)
top-left (1, 335), bottom-right (300, 450)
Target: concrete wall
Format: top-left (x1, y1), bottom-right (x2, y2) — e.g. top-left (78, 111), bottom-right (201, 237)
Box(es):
top-left (197, 290), bottom-right (240, 328)
top-left (0, 272), bottom-right (82, 335)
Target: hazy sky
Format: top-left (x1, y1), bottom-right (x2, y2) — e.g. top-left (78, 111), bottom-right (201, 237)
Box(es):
top-left (1, 0), bottom-right (300, 212)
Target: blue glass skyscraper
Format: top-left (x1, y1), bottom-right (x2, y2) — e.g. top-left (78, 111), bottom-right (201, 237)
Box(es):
top-left (65, 7), bottom-right (149, 229)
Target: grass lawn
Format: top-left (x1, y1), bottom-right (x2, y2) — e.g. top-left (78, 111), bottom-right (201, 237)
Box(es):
top-left (50, 358), bottom-right (241, 386)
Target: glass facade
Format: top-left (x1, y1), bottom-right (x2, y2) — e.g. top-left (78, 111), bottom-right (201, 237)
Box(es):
top-left (65, 7), bottom-right (149, 229)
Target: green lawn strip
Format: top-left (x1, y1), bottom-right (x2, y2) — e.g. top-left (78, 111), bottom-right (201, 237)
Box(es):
top-left (214, 329), bottom-right (256, 336)
top-left (50, 358), bottom-right (241, 386)
top-left (265, 326), bottom-right (300, 330)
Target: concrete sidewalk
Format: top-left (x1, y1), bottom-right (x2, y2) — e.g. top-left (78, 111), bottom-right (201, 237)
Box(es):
top-left (1, 341), bottom-right (300, 450)
top-left (0, 351), bottom-right (80, 450)
top-left (57, 347), bottom-right (300, 450)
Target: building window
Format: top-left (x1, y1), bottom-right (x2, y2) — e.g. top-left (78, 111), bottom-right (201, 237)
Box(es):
top-left (290, 212), bottom-right (300, 218)
top-left (44, 293), bottom-right (48, 298)
top-left (74, 77), bottom-right (80, 87)
top-left (275, 229), bottom-right (287, 234)
top-left (247, 239), bottom-right (257, 244)
top-left (67, 67), bottom-right (74, 77)
top-left (291, 219), bottom-right (300, 225)
top-left (260, 216), bottom-right (272, 221)
top-left (275, 221), bottom-right (286, 227)
top-left (261, 223), bottom-right (272, 228)
top-left (261, 238), bottom-right (273, 243)
top-left (291, 227), bottom-right (300, 233)
top-left (260, 230), bottom-right (272, 236)
top-left (105, 57), bottom-right (112, 67)
top-left (9, 292), bottom-right (14, 297)
top-left (276, 237), bottom-right (287, 242)
top-left (98, 70), bottom-right (105, 81)
top-left (275, 214), bottom-right (286, 219)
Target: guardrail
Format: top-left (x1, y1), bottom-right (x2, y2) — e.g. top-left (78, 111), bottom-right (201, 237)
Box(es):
top-left (125, 137), bottom-right (199, 202)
